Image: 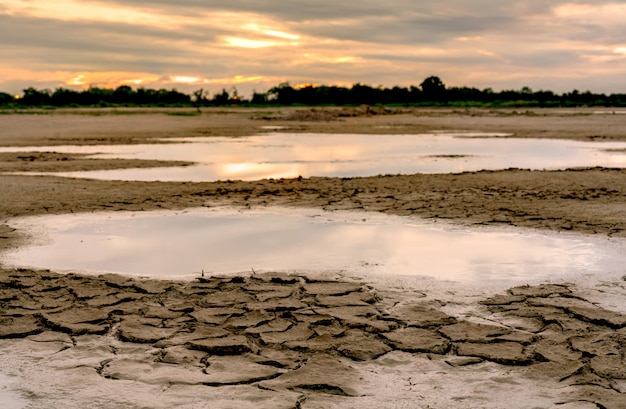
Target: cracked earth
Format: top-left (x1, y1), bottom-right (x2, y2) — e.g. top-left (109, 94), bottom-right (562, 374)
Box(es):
top-left (2, 269), bottom-right (626, 408)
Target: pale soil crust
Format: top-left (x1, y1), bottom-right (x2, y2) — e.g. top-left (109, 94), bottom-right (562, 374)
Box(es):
top-left (2, 106), bottom-right (626, 146)
top-left (1, 107), bottom-right (626, 407)
top-left (2, 269), bottom-right (626, 408)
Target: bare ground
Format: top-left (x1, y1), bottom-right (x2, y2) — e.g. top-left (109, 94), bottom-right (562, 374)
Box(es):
top-left (1, 107), bottom-right (626, 408)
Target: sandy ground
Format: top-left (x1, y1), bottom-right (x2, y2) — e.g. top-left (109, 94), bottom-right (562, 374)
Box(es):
top-left (1, 107), bottom-right (626, 408)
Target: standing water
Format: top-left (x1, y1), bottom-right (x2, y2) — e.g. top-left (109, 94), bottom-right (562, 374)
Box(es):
top-left (3, 207), bottom-right (625, 286)
top-left (1, 133), bottom-right (626, 181)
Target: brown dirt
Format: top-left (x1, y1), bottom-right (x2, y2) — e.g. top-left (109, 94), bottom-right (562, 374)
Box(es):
top-left (1, 107), bottom-right (626, 408)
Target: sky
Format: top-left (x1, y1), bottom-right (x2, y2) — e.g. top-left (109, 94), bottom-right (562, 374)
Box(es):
top-left (1, 0), bottom-right (626, 98)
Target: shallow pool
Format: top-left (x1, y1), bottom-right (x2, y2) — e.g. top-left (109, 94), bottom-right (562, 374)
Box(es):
top-left (2, 132), bottom-right (626, 181)
top-left (4, 207), bottom-right (625, 286)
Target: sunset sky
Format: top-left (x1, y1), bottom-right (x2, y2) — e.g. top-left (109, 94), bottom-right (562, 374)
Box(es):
top-left (1, 0), bottom-right (626, 97)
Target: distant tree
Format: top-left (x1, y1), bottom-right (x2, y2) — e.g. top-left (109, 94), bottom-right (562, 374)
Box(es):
top-left (51, 88), bottom-right (81, 106)
top-left (6, 79), bottom-right (624, 108)
top-left (325, 86), bottom-right (351, 105)
top-left (607, 93), bottom-right (626, 107)
top-left (250, 90), bottom-right (268, 105)
top-left (129, 87), bottom-right (150, 105)
top-left (408, 85), bottom-right (422, 103)
top-left (192, 88), bottom-right (209, 107)
top-left (533, 90), bottom-right (556, 106)
top-left (20, 87), bottom-right (52, 105)
top-left (420, 76), bottom-right (446, 102)
top-left (446, 86), bottom-right (483, 103)
top-left (212, 89), bottom-right (230, 105)
top-left (79, 87), bottom-right (114, 105)
top-left (0, 91), bottom-right (14, 105)
top-left (387, 86), bottom-right (410, 104)
top-left (229, 87), bottom-right (241, 104)
top-left (76, 88), bottom-right (96, 105)
top-left (481, 88), bottom-right (496, 103)
top-left (268, 82), bottom-right (296, 105)
top-left (112, 85), bottom-right (134, 104)
top-left (296, 85), bottom-right (317, 105)
top-left (349, 83), bottom-right (381, 105)
top-left (155, 88), bottom-right (190, 105)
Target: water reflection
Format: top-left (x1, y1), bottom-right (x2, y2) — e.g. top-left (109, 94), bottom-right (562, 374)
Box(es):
top-left (4, 207), bottom-right (625, 285)
top-left (2, 133), bottom-right (626, 181)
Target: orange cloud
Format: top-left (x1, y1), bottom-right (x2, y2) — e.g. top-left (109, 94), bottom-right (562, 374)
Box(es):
top-left (2, 0), bottom-right (176, 26)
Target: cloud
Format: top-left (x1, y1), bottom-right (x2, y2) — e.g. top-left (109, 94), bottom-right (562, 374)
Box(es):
top-left (1, 0), bottom-right (626, 95)
top-left (0, 16), bottom-right (209, 61)
top-left (95, 0), bottom-right (419, 21)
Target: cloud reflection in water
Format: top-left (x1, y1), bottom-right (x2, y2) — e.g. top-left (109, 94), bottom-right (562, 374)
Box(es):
top-left (4, 207), bottom-right (622, 286)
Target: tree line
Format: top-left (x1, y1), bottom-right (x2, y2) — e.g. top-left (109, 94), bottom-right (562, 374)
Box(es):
top-left (1, 76), bottom-right (625, 108)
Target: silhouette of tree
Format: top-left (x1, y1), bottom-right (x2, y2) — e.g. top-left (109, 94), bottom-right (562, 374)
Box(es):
top-left (297, 85), bottom-right (317, 105)
top-left (250, 90), bottom-right (268, 105)
top-left (408, 86), bottom-right (422, 103)
top-left (350, 83), bottom-right (381, 105)
top-left (0, 91), bottom-right (15, 105)
top-left (20, 87), bottom-right (52, 105)
top-left (446, 86), bottom-right (482, 103)
top-left (156, 88), bottom-right (190, 105)
top-left (112, 85), bottom-right (133, 104)
top-left (420, 76), bottom-right (446, 102)
top-left (534, 90), bottom-right (556, 106)
top-left (387, 86), bottom-right (410, 104)
top-left (325, 86), bottom-right (351, 105)
top-left (82, 87), bottom-right (114, 106)
top-left (229, 87), bottom-right (241, 104)
top-left (51, 88), bottom-right (81, 106)
top-left (212, 89), bottom-right (230, 105)
top-left (2, 78), bottom-right (623, 108)
top-left (268, 82), bottom-right (296, 104)
top-left (192, 88), bottom-right (209, 106)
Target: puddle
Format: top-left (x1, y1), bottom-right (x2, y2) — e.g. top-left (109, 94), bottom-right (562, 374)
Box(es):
top-left (259, 125), bottom-right (288, 130)
top-left (4, 207), bottom-right (625, 286)
top-left (2, 133), bottom-right (626, 181)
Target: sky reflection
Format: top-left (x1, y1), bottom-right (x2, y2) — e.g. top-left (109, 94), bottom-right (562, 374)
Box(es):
top-left (4, 207), bottom-right (625, 285)
top-left (2, 133), bottom-right (626, 182)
